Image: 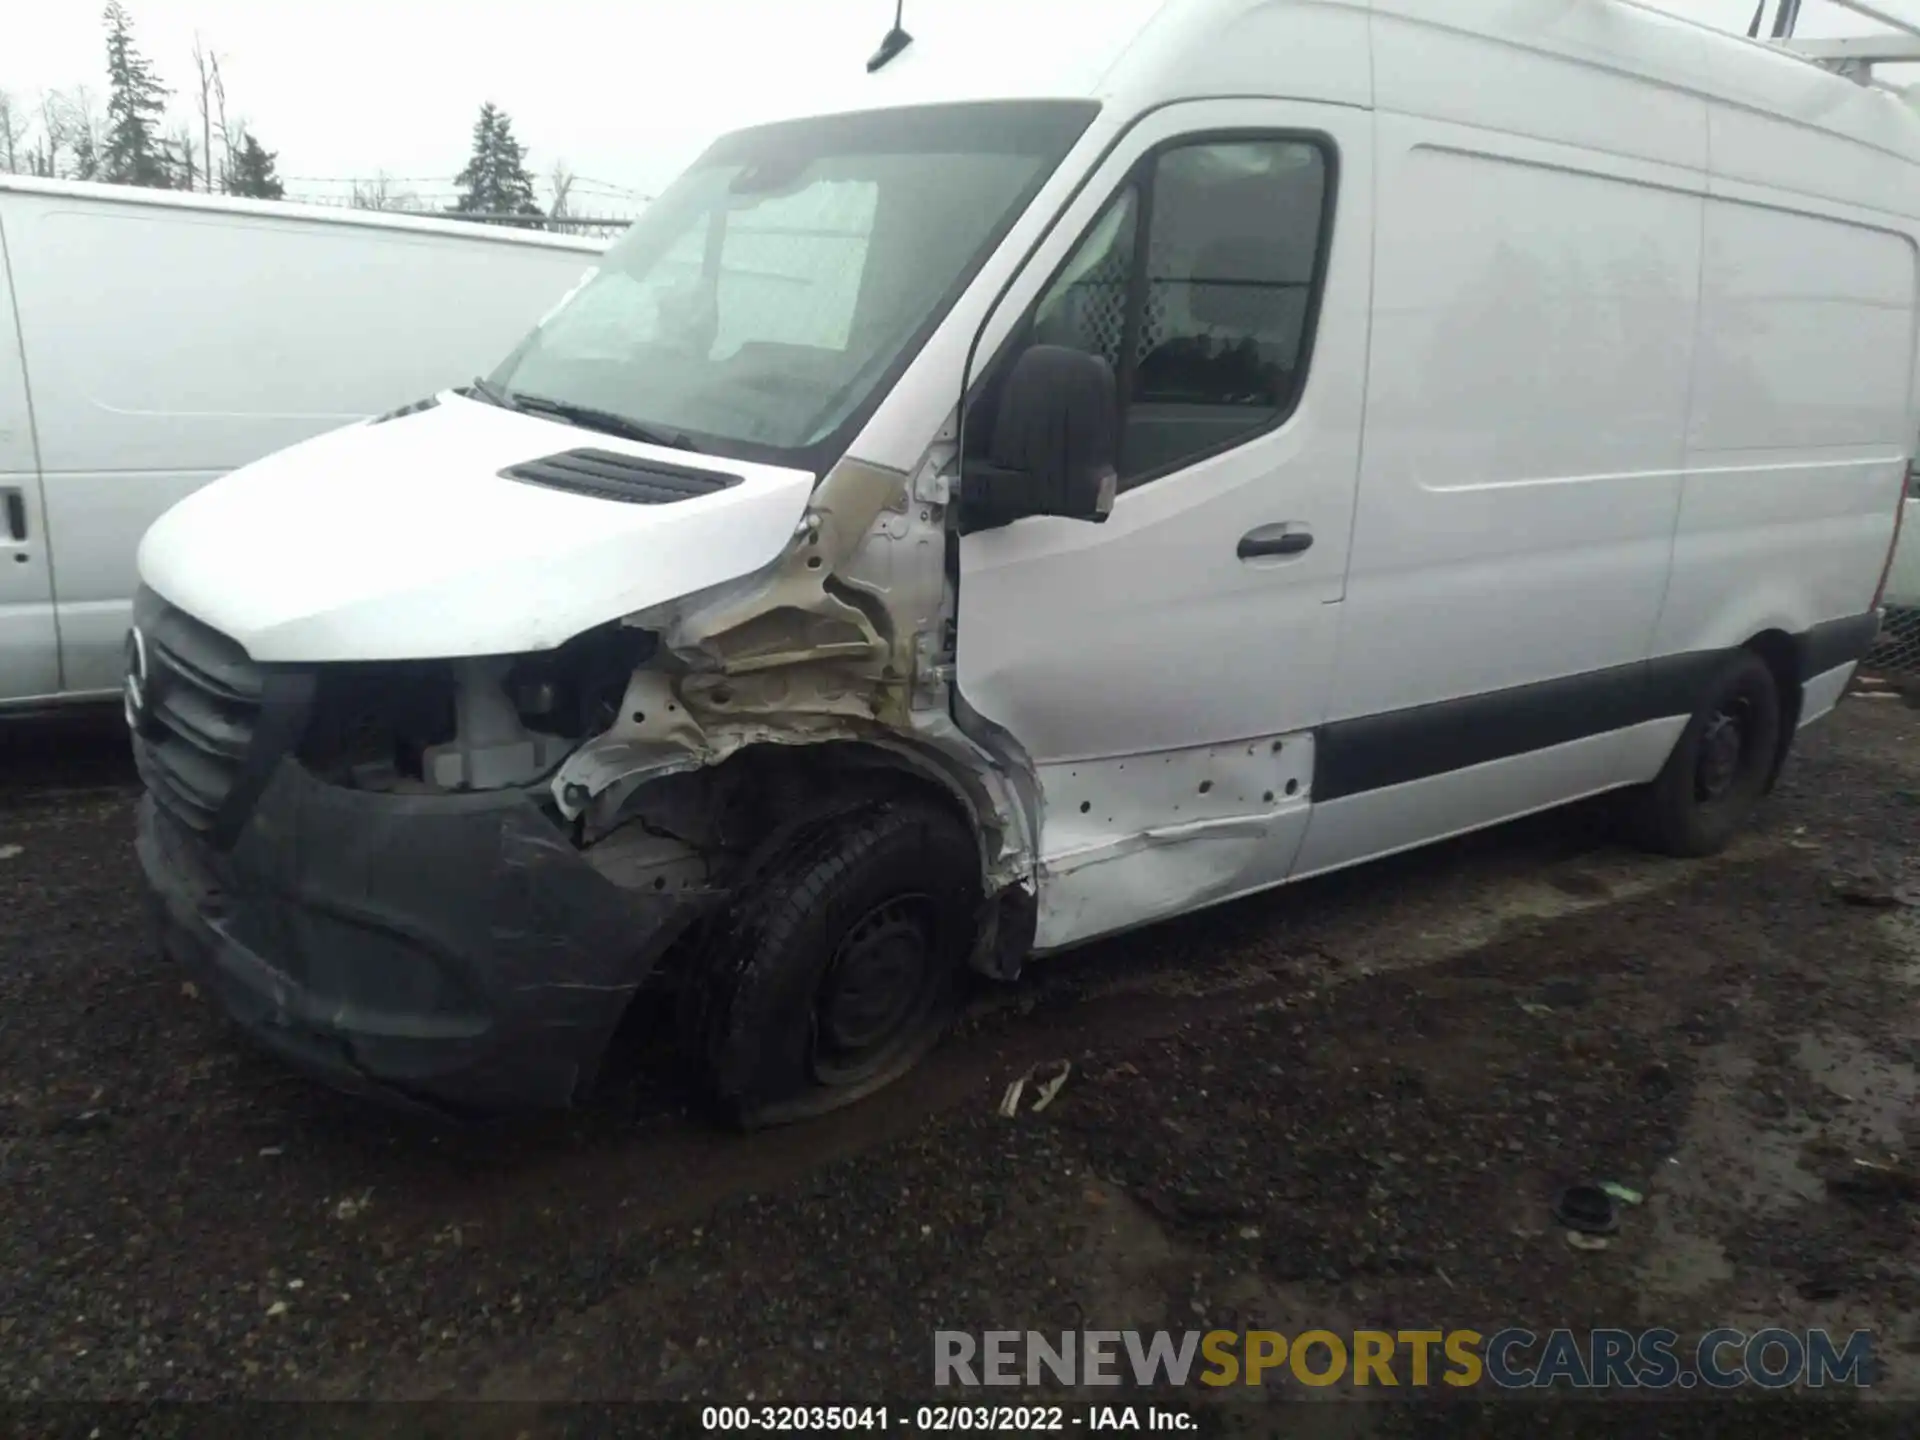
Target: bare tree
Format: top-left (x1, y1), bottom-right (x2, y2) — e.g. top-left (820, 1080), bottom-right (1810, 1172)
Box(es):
top-left (167, 121), bottom-right (199, 191)
top-left (350, 170), bottom-right (419, 212)
top-left (191, 36), bottom-right (214, 191)
top-left (27, 91), bottom-right (70, 177)
top-left (209, 56), bottom-right (232, 191)
top-left (190, 36), bottom-right (228, 192)
top-left (549, 160), bottom-right (575, 224)
top-left (0, 91), bottom-right (27, 174)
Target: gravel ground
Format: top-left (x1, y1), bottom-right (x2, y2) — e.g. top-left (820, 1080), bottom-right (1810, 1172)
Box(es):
top-left (2, 697), bottom-right (1919, 1437)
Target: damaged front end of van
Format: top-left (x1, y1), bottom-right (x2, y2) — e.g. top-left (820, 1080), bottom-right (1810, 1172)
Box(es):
top-left (130, 97), bottom-right (1105, 1121)
top-left (131, 431), bottom-right (1039, 1120)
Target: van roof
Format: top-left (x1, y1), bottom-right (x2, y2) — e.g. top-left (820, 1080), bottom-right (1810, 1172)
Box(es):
top-left (727, 0), bottom-right (1176, 126)
top-left (0, 173), bottom-right (606, 252)
top-left (17, 2), bottom-right (1919, 232)
top-left (736, 0), bottom-right (1920, 185)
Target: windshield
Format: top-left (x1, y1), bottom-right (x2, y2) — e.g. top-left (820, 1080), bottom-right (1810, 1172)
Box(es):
top-left (488, 101), bottom-right (1098, 471)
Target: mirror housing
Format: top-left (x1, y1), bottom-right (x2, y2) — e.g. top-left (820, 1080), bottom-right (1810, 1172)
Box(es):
top-left (958, 344), bottom-right (1119, 534)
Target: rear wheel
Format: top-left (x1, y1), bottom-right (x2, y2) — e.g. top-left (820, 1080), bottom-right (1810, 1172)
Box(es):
top-left (1623, 650), bottom-right (1783, 858)
top-left (686, 799), bottom-right (980, 1129)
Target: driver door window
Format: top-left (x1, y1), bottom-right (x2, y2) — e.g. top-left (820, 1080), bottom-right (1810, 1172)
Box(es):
top-left (1000, 135), bottom-right (1333, 491)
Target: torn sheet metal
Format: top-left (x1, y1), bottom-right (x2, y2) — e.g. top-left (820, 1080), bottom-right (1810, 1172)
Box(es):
top-left (639, 457), bottom-right (908, 725)
top-left (552, 458), bottom-right (921, 811)
top-left (548, 448), bottom-right (1036, 905)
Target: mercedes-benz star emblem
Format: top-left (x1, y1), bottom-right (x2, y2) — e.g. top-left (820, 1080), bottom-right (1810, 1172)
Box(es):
top-left (123, 626), bottom-right (149, 732)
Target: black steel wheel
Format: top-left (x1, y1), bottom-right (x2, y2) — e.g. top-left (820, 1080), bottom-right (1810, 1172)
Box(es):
top-left (688, 799), bottom-right (980, 1128)
top-left (1624, 650), bottom-right (1783, 858)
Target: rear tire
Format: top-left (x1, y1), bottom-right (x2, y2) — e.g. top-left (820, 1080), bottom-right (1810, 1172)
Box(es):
top-left (1623, 650), bottom-right (1783, 858)
top-left (686, 799), bottom-right (981, 1129)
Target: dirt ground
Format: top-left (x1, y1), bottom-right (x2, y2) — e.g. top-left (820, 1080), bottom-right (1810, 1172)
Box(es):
top-left (3, 695), bottom-right (1920, 1436)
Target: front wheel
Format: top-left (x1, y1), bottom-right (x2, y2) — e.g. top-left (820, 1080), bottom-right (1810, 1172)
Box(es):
top-left (687, 799), bottom-right (981, 1129)
top-left (1623, 650), bottom-right (1783, 858)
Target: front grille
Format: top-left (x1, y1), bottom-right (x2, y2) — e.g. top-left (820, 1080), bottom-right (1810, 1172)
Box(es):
top-left (132, 595), bottom-right (265, 835)
top-left (499, 448), bottom-right (742, 505)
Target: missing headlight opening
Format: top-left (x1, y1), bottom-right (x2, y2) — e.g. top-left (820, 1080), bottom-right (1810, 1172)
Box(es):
top-left (296, 623), bottom-right (654, 794)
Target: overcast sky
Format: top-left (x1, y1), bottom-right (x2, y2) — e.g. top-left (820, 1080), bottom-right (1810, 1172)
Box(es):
top-left (5, 0), bottom-right (1918, 211)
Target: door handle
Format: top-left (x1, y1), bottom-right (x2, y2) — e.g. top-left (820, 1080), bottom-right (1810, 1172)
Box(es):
top-left (3, 489), bottom-right (24, 543)
top-left (1237, 523), bottom-right (1312, 561)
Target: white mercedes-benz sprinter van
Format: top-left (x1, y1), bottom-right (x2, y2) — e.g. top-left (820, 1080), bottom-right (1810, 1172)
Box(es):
top-left (130, 0), bottom-right (1915, 1123)
top-left (0, 177), bottom-right (601, 710)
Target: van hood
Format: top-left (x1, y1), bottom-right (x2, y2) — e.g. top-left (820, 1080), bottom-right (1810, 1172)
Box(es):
top-left (136, 393), bottom-right (818, 663)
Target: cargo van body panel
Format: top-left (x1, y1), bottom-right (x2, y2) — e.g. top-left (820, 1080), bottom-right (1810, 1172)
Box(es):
top-left (0, 212), bottom-right (57, 698)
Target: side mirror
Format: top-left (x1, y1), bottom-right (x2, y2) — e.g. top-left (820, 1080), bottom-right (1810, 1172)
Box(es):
top-left (957, 344), bottom-right (1119, 534)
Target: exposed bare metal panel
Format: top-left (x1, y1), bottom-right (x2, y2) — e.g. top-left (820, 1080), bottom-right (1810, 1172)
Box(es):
top-left (547, 450), bottom-right (1035, 923)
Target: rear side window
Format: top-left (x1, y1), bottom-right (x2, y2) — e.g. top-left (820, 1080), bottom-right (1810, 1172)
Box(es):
top-left (993, 135), bottom-right (1334, 490)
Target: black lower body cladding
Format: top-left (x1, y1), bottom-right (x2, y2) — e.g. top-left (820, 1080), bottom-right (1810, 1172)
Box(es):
top-left (137, 757), bottom-right (705, 1114)
top-left (1311, 613), bottom-right (1881, 803)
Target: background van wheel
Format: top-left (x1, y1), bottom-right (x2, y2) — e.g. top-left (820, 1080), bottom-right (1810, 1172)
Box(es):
top-left (687, 800), bottom-right (980, 1130)
top-left (1623, 650), bottom-right (1783, 858)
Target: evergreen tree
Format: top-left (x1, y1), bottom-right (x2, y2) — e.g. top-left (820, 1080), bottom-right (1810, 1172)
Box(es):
top-left (225, 130), bottom-right (283, 199)
top-left (452, 103), bottom-right (543, 226)
top-left (100, 2), bottom-right (172, 188)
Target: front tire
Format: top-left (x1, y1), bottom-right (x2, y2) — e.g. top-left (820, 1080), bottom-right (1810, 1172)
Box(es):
top-left (1624, 650), bottom-right (1783, 858)
top-left (687, 799), bottom-right (981, 1129)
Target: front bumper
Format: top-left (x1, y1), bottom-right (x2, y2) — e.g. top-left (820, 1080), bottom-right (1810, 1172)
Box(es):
top-left (137, 757), bottom-right (703, 1115)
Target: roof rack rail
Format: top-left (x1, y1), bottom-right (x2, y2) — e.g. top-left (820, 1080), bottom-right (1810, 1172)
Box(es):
top-left (1776, 0), bottom-right (1920, 86)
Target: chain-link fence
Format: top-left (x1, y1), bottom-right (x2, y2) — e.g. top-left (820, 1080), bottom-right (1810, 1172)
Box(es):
top-left (1862, 605), bottom-right (1920, 685)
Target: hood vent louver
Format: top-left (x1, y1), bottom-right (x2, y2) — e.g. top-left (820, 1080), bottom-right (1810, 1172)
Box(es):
top-left (372, 395), bottom-right (440, 424)
top-left (499, 448), bottom-right (743, 505)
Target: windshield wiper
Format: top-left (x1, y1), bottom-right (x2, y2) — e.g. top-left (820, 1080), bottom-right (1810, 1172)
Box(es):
top-left (465, 375), bottom-right (521, 411)
top-left (509, 393), bottom-right (700, 452)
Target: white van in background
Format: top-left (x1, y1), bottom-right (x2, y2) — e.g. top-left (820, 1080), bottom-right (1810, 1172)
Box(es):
top-left (1880, 466), bottom-right (1920, 608)
top-left (131, 0), bottom-right (1916, 1125)
top-left (0, 177), bottom-right (603, 709)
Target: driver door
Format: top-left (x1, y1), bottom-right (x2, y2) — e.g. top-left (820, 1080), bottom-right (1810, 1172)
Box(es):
top-left (954, 99), bottom-right (1373, 950)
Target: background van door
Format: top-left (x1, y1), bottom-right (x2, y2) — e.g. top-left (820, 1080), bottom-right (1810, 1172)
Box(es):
top-left (954, 99), bottom-right (1373, 950)
top-left (0, 213), bottom-right (57, 703)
